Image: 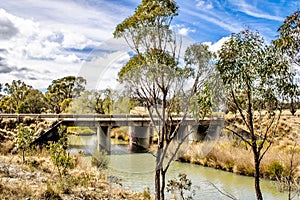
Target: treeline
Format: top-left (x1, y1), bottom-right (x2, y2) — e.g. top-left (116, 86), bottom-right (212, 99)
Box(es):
top-left (0, 76), bottom-right (137, 114)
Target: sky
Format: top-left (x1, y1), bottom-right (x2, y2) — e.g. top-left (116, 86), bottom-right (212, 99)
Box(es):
top-left (0, 0), bottom-right (299, 91)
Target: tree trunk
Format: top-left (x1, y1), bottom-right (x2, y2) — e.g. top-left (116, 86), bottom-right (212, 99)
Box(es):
top-left (254, 152), bottom-right (263, 200)
top-left (155, 148), bottom-right (162, 200)
top-left (155, 168), bottom-right (161, 200)
top-left (161, 170), bottom-right (166, 200)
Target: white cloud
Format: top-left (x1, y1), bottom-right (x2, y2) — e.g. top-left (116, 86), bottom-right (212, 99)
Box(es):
top-left (229, 0), bottom-right (284, 21)
top-left (203, 36), bottom-right (230, 52)
top-left (0, 8), bottom-right (103, 88)
top-left (196, 0), bottom-right (213, 10)
top-left (0, 0), bottom-right (138, 89)
top-left (178, 27), bottom-right (195, 36)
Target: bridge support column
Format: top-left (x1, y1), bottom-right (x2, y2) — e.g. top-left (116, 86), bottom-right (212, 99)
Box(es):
top-left (97, 126), bottom-right (111, 153)
top-left (171, 125), bottom-right (188, 141)
top-left (129, 126), bottom-right (152, 149)
top-left (188, 124), bottom-right (209, 142)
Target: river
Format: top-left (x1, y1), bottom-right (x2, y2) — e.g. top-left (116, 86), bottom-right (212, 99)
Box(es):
top-left (69, 134), bottom-right (289, 200)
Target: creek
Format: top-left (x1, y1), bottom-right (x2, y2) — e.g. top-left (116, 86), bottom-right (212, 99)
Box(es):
top-left (69, 134), bottom-right (288, 200)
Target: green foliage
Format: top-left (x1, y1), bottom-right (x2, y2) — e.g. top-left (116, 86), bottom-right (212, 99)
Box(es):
top-left (142, 187), bottom-right (151, 199)
top-left (274, 10), bottom-right (300, 114)
top-left (216, 28), bottom-right (297, 199)
top-left (268, 161), bottom-right (284, 180)
top-left (15, 124), bottom-right (35, 163)
top-left (66, 89), bottom-right (113, 114)
top-left (114, 0), bottom-right (178, 39)
top-left (274, 10), bottom-right (300, 65)
top-left (18, 89), bottom-right (46, 113)
top-left (0, 80), bottom-right (33, 113)
top-left (91, 150), bottom-right (109, 170)
top-left (48, 125), bottom-right (75, 177)
top-left (167, 173), bottom-right (194, 200)
top-left (225, 160), bottom-right (234, 172)
top-left (41, 183), bottom-right (62, 200)
top-left (46, 76), bottom-right (86, 113)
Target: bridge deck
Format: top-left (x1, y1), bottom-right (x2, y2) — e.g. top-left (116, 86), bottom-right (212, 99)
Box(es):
top-left (0, 114), bottom-right (220, 126)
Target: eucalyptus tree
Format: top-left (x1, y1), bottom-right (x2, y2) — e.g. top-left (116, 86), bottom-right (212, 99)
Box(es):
top-left (45, 76), bottom-right (86, 113)
top-left (18, 89), bottom-right (46, 113)
top-left (274, 10), bottom-right (300, 114)
top-left (67, 89), bottom-right (113, 114)
top-left (275, 10), bottom-right (300, 66)
top-left (0, 80), bottom-right (33, 113)
top-left (114, 1), bottom-right (214, 199)
top-left (216, 29), bottom-right (296, 200)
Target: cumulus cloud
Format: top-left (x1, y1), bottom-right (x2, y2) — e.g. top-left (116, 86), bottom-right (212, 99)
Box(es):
top-left (174, 24), bottom-right (196, 36)
top-left (0, 8), bottom-right (98, 88)
top-left (203, 36), bottom-right (230, 52)
top-left (0, 16), bottom-right (18, 40)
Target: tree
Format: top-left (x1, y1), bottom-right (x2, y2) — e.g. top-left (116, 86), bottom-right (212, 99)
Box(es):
top-left (114, 1), bottom-right (213, 199)
top-left (216, 29), bottom-right (297, 200)
top-left (274, 10), bottom-right (300, 114)
top-left (18, 89), bottom-right (46, 113)
top-left (0, 80), bottom-right (33, 113)
top-left (45, 76), bottom-right (86, 113)
top-left (15, 125), bottom-right (35, 163)
top-left (48, 125), bottom-right (74, 178)
top-left (275, 10), bottom-right (300, 67)
top-left (67, 89), bottom-right (113, 114)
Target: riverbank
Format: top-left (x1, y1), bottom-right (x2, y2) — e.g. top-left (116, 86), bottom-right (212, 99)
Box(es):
top-left (0, 118), bottom-right (151, 199)
top-left (174, 114), bottom-right (300, 191)
top-left (0, 152), bottom-right (151, 199)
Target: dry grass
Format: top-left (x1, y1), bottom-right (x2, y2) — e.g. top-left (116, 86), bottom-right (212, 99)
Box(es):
top-left (110, 127), bottom-right (130, 141)
top-left (0, 153), bottom-right (152, 200)
top-left (178, 138), bottom-right (300, 181)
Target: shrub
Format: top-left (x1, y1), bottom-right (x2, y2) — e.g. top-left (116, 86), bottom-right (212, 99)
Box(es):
top-left (91, 150), bottom-right (109, 170)
top-left (48, 125), bottom-right (75, 177)
top-left (15, 124), bottom-right (35, 163)
top-left (167, 173), bottom-right (194, 200)
top-left (268, 160), bottom-right (284, 180)
top-left (142, 187), bottom-right (151, 199)
top-left (225, 160), bottom-right (234, 172)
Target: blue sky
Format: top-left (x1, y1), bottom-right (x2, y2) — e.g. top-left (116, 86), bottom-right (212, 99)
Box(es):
top-left (0, 0), bottom-right (299, 90)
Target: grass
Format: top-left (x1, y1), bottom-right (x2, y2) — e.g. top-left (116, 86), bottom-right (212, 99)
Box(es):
top-left (178, 139), bottom-right (300, 180)
top-left (0, 152), bottom-right (152, 200)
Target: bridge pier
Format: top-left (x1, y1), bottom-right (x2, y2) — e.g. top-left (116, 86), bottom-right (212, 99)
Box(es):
top-left (188, 125), bottom-right (206, 142)
top-left (129, 126), bottom-right (153, 149)
top-left (96, 126), bottom-right (111, 153)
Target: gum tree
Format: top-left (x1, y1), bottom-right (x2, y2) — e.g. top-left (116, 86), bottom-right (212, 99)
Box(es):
top-left (114, 1), bottom-right (214, 199)
top-left (274, 10), bottom-right (300, 114)
top-left (216, 29), bottom-right (296, 200)
top-left (0, 80), bottom-right (33, 113)
top-left (46, 76), bottom-right (86, 113)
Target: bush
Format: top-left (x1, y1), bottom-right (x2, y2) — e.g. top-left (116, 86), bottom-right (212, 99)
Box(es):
top-left (225, 160), bottom-right (234, 172)
top-left (48, 125), bottom-right (75, 177)
top-left (268, 160), bottom-right (284, 180)
top-left (91, 150), bottom-right (109, 170)
top-left (142, 187), bottom-right (151, 199)
top-left (15, 124), bottom-right (35, 163)
top-left (167, 173), bottom-right (194, 200)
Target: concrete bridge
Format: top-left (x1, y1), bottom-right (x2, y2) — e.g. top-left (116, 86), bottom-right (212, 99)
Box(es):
top-left (0, 114), bottom-right (223, 152)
